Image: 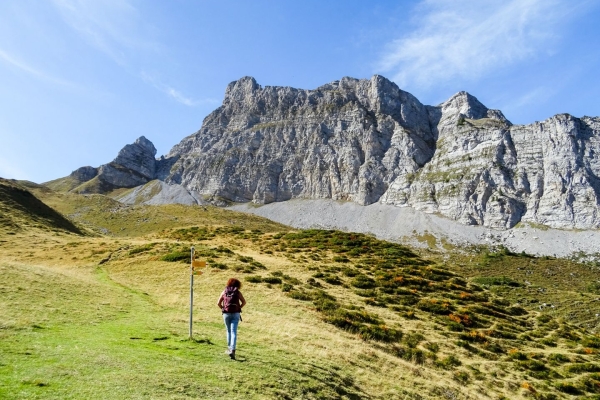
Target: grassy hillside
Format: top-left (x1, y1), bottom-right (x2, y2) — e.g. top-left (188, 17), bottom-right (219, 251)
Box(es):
top-left (0, 179), bottom-right (82, 235)
top-left (1, 187), bottom-right (599, 399)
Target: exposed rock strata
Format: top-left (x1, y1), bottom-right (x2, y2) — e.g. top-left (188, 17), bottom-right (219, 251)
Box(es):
top-left (54, 75), bottom-right (600, 230)
top-left (163, 76), bottom-right (600, 229)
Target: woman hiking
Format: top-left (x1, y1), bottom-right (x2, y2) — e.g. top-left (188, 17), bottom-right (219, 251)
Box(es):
top-left (217, 278), bottom-right (246, 359)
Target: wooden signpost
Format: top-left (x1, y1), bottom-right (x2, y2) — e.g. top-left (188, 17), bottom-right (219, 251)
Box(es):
top-left (189, 246), bottom-right (207, 339)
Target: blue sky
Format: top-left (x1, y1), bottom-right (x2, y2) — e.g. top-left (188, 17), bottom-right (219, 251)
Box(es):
top-left (1, 0), bottom-right (599, 183)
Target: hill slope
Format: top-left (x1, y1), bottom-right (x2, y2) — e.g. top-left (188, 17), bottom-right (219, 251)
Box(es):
top-left (0, 178), bottom-right (82, 235)
top-left (1, 190), bottom-right (599, 399)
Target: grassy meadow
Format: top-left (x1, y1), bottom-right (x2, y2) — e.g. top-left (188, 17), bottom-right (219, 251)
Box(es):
top-left (1, 178), bottom-right (599, 399)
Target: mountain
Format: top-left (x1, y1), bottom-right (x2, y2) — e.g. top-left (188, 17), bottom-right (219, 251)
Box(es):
top-left (49, 75), bottom-right (600, 230)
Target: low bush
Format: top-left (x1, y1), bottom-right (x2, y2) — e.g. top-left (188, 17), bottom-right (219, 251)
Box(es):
top-left (436, 355), bottom-right (462, 370)
top-left (212, 262), bottom-right (228, 270)
top-left (128, 243), bottom-right (155, 255)
top-left (262, 277), bottom-right (282, 284)
top-left (323, 275), bottom-right (343, 285)
top-left (583, 336), bottom-right (600, 349)
top-left (566, 363), bottom-right (600, 374)
top-left (581, 373), bottom-right (600, 393)
top-left (350, 275), bottom-right (377, 289)
top-left (554, 382), bottom-right (581, 395)
top-left (160, 251), bottom-right (189, 263)
top-left (547, 353), bottom-right (570, 364)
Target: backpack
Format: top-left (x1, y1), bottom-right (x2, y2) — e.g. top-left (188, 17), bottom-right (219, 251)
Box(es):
top-left (222, 286), bottom-right (241, 313)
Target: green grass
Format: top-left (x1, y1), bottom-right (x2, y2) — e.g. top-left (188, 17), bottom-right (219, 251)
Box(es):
top-left (0, 262), bottom-right (367, 399)
top-left (2, 184), bottom-right (600, 399)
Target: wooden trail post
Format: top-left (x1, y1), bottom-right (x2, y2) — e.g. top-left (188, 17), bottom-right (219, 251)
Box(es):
top-left (189, 247), bottom-right (207, 340)
top-left (189, 246), bottom-right (195, 339)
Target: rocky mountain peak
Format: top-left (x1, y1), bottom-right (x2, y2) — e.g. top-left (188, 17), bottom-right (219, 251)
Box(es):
top-left (438, 91), bottom-right (486, 119)
top-left (111, 135), bottom-right (157, 180)
top-left (224, 76), bottom-right (260, 103)
top-left (56, 75), bottom-right (600, 230)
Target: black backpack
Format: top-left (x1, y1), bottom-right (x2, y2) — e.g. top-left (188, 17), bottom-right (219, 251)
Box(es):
top-left (222, 286), bottom-right (241, 313)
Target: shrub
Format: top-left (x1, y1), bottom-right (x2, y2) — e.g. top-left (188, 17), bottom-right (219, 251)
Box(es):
top-left (128, 243), bottom-right (155, 255)
top-left (358, 324), bottom-right (403, 342)
top-left (425, 342), bottom-right (439, 353)
top-left (282, 275), bottom-right (301, 285)
top-left (567, 363), bottom-right (600, 374)
top-left (436, 355), bottom-right (462, 369)
top-left (250, 261), bottom-right (266, 269)
top-left (350, 275), bottom-right (377, 289)
top-left (286, 290), bottom-right (312, 301)
top-left (160, 251), bottom-right (189, 263)
top-left (262, 277), bottom-right (282, 284)
top-left (333, 256), bottom-right (350, 263)
top-left (215, 245), bottom-right (233, 254)
top-left (417, 299), bottom-right (453, 315)
top-left (583, 336), bottom-right (600, 349)
top-left (540, 338), bottom-right (557, 347)
top-left (404, 333), bottom-right (424, 348)
top-left (281, 283), bottom-right (293, 292)
top-left (207, 263), bottom-right (225, 270)
top-left (323, 275), bottom-right (343, 285)
top-left (246, 276), bottom-right (262, 283)
top-left (447, 321), bottom-right (464, 332)
top-left (547, 353), bottom-right (570, 364)
top-left (453, 371), bottom-right (470, 384)
top-left (555, 382), bottom-right (581, 395)
top-left (517, 360), bottom-right (547, 372)
top-left (508, 349), bottom-right (528, 361)
top-left (581, 373), bottom-right (600, 393)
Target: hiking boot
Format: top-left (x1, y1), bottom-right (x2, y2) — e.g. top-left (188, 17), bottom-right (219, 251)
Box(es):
top-left (229, 350), bottom-right (236, 360)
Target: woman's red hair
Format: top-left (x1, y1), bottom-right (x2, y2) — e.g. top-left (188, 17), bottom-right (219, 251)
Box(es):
top-left (227, 278), bottom-right (242, 288)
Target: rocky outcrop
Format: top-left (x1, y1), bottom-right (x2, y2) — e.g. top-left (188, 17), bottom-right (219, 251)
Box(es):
top-left (70, 166), bottom-right (98, 182)
top-left (97, 136), bottom-right (158, 188)
top-left (162, 75), bottom-right (599, 229)
top-left (115, 180), bottom-right (202, 206)
top-left (55, 75), bottom-right (600, 230)
top-left (166, 75), bottom-right (437, 206)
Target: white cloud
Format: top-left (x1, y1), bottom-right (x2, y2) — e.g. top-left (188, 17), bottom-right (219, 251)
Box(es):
top-left (140, 72), bottom-right (219, 107)
top-left (377, 0), bottom-right (582, 89)
top-left (0, 48), bottom-right (74, 87)
top-left (50, 0), bottom-right (155, 65)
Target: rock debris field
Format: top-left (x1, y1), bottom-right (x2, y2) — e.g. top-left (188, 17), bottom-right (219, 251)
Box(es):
top-left (231, 199), bottom-right (600, 259)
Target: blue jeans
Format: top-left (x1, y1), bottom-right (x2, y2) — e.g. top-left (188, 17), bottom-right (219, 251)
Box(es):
top-left (222, 313), bottom-right (240, 351)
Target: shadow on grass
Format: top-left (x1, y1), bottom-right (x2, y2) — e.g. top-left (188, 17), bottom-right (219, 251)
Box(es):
top-left (250, 354), bottom-right (369, 399)
top-left (188, 338), bottom-right (214, 345)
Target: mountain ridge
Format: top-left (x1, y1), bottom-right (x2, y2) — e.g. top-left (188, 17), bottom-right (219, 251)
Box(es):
top-left (46, 75), bottom-right (600, 230)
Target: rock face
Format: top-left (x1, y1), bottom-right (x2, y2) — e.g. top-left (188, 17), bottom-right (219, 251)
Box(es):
top-left (70, 166), bottom-right (98, 182)
top-left (59, 75), bottom-right (600, 230)
top-left (98, 136), bottom-right (158, 188)
top-left (161, 75), bottom-right (600, 229)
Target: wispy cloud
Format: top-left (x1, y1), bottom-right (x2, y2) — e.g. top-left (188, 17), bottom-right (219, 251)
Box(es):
top-left (0, 47), bottom-right (74, 87)
top-left (377, 0), bottom-right (582, 89)
top-left (50, 0), bottom-right (155, 65)
top-left (141, 72), bottom-right (219, 107)
top-left (51, 1), bottom-right (210, 106)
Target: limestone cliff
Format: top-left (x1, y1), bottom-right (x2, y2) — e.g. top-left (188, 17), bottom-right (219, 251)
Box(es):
top-left (162, 75), bottom-right (599, 229)
top-left (55, 75), bottom-right (600, 230)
